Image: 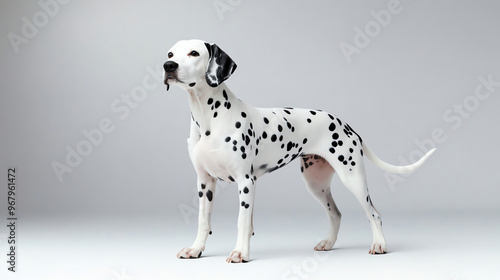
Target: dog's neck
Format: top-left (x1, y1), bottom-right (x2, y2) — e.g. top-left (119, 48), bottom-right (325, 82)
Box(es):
top-left (186, 83), bottom-right (241, 133)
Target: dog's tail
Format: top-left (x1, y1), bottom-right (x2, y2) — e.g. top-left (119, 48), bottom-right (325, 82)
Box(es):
top-left (362, 143), bottom-right (436, 174)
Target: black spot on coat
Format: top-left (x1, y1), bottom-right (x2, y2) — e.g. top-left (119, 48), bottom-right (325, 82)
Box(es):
top-left (206, 190), bottom-right (213, 201)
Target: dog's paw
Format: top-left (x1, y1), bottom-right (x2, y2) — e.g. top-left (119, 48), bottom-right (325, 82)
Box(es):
top-left (368, 243), bottom-right (387, 254)
top-left (314, 240), bottom-right (335, 251)
top-left (177, 247), bottom-right (204, 259)
top-left (226, 250), bottom-right (249, 263)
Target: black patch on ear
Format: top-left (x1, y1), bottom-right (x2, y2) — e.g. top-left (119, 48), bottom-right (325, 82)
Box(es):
top-left (204, 42), bottom-right (237, 87)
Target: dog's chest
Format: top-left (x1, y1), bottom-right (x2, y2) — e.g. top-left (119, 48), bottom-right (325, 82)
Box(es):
top-left (190, 136), bottom-right (230, 176)
top-left (188, 95), bottom-right (256, 180)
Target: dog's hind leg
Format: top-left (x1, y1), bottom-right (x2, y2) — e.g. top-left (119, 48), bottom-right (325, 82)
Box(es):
top-left (300, 155), bottom-right (341, 251)
top-left (334, 159), bottom-right (387, 254)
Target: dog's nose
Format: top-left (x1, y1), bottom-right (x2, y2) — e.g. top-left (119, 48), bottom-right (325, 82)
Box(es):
top-left (163, 61), bottom-right (178, 73)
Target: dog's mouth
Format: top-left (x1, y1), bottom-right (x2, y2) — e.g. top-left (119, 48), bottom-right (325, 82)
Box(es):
top-left (164, 75), bottom-right (184, 91)
top-left (164, 75), bottom-right (197, 91)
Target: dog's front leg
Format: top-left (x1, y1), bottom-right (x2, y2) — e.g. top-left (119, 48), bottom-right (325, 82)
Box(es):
top-left (177, 174), bottom-right (216, 259)
top-left (227, 176), bottom-right (256, 263)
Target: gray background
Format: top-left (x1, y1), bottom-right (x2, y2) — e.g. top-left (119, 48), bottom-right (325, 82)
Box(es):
top-left (0, 0), bottom-right (499, 279)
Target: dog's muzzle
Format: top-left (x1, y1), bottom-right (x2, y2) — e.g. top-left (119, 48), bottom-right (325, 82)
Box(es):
top-left (163, 61), bottom-right (179, 91)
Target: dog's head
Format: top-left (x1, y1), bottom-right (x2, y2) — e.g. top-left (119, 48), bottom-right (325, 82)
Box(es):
top-left (163, 39), bottom-right (237, 91)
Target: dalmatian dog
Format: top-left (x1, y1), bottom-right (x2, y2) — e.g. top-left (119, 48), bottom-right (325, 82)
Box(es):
top-left (163, 39), bottom-right (435, 263)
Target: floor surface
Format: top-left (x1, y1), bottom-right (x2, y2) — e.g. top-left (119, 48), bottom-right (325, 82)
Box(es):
top-left (1, 210), bottom-right (498, 280)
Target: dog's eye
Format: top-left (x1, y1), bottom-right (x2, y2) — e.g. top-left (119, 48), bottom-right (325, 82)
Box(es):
top-left (168, 52), bottom-right (173, 58)
top-left (189, 50), bottom-right (200, 57)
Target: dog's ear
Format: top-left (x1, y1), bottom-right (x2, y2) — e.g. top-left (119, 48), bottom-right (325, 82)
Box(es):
top-left (204, 43), bottom-right (237, 87)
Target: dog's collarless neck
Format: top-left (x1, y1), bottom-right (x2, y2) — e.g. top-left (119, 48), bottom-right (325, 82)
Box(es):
top-left (187, 84), bottom-right (224, 110)
top-left (187, 83), bottom-right (236, 130)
